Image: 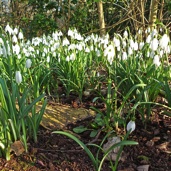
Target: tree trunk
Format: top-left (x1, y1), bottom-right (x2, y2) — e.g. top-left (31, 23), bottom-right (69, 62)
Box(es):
top-left (97, 1), bottom-right (106, 36)
top-left (149, 0), bottom-right (159, 29)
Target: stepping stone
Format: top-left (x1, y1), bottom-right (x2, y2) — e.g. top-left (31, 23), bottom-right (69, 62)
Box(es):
top-left (39, 103), bottom-right (96, 130)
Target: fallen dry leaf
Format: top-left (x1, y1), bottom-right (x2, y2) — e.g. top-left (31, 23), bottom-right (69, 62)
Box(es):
top-left (10, 140), bottom-right (25, 156)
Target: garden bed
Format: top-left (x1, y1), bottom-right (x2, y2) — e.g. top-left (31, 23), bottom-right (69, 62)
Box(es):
top-left (0, 99), bottom-right (171, 171)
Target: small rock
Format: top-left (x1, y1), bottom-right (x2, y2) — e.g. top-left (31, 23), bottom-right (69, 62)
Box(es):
top-left (103, 136), bottom-right (122, 161)
top-left (145, 140), bottom-right (154, 147)
top-left (137, 165), bottom-right (149, 171)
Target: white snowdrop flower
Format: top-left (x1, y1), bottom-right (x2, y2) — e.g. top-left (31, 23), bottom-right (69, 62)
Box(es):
top-left (32, 37), bottom-right (41, 46)
top-left (146, 35), bottom-right (151, 44)
top-left (85, 47), bottom-right (90, 53)
top-left (113, 37), bottom-right (120, 48)
top-left (12, 35), bottom-right (18, 43)
top-left (123, 30), bottom-right (128, 38)
top-left (52, 51), bottom-right (56, 57)
top-left (153, 55), bottom-right (161, 67)
top-left (47, 56), bottom-right (50, 63)
top-left (66, 56), bottom-right (70, 61)
top-left (2, 46), bottom-right (7, 57)
top-left (42, 52), bottom-right (46, 57)
top-left (13, 27), bottom-right (18, 35)
top-left (150, 51), bottom-right (155, 58)
top-left (117, 46), bottom-right (121, 52)
top-left (166, 45), bottom-right (170, 54)
top-left (0, 47), bottom-right (3, 56)
top-left (127, 120), bottom-right (136, 133)
top-left (58, 57), bottom-right (60, 63)
top-left (62, 38), bottom-right (70, 46)
top-left (23, 48), bottom-right (28, 56)
top-left (70, 53), bottom-right (75, 61)
top-left (133, 41), bottom-right (138, 51)
top-left (15, 71), bottom-right (22, 84)
top-left (44, 48), bottom-right (48, 54)
top-left (76, 44), bottom-right (83, 51)
top-left (75, 33), bottom-right (83, 41)
top-left (145, 29), bottom-right (148, 34)
top-left (26, 59), bottom-right (32, 68)
top-left (0, 38), bottom-right (4, 44)
top-left (102, 37), bottom-right (109, 46)
top-left (96, 49), bottom-right (101, 57)
top-left (28, 46), bottom-right (34, 52)
top-left (147, 27), bottom-right (151, 33)
top-left (151, 29), bottom-right (158, 37)
top-left (68, 44), bottom-right (75, 50)
top-left (58, 31), bottom-right (63, 37)
top-left (139, 42), bottom-right (144, 50)
top-left (129, 39), bottom-right (135, 49)
top-left (122, 51), bottom-right (128, 60)
top-left (49, 39), bottom-right (54, 45)
top-left (90, 45), bottom-right (94, 51)
top-left (51, 45), bottom-right (56, 52)
top-left (68, 29), bottom-right (74, 37)
top-left (104, 44), bottom-right (115, 65)
top-left (159, 49), bottom-right (164, 58)
top-left (52, 31), bottom-right (59, 41)
top-left (18, 54), bottom-right (21, 59)
top-left (12, 44), bottom-right (20, 55)
top-left (5, 24), bottom-right (13, 35)
top-left (138, 29), bottom-right (142, 34)
top-left (159, 34), bottom-right (170, 50)
top-left (18, 31), bottom-right (24, 40)
top-left (54, 42), bottom-right (60, 49)
top-left (36, 49), bottom-right (39, 55)
top-left (150, 38), bottom-right (158, 51)
top-left (128, 47), bottom-right (133, 56)
top-left (103, 43), bottom-right (108, 49)
top-left (122, 40), bottom-right (127, 48)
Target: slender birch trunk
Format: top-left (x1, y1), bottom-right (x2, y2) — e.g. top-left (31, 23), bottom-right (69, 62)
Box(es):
top-left (149, 0), bottom-right (159, 29)
top-left (97, 1), bottom-right (106, 36)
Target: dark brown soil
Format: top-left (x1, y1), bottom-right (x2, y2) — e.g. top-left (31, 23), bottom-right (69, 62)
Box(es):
top-left (0, 96), bottom-right (171, 171)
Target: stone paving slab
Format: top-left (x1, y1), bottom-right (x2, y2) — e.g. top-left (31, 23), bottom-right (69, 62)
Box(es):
top-left (39, 103), bottom-right (96, 130)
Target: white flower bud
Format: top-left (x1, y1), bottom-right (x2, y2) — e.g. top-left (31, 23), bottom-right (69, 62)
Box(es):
top-left (123, 30), bottom-right (128, 38)
top-left (153, 55), bottom-right (161, 67)
top-left (5, 24), bottom-right (13, 35)
top-left (122, 51), bottom-right (128, 60)
top-left (159, 34), bottom-right (170, 50)
top-left (15, 71), bottom-right (22, 84)
top-left (18, 32), bottom-right (24, 40)
top-left (47, 56), bottom-right (50, 63)
top-left (12, 35), bottom-right (18, 43)
top-left (13, 28), bottom-right (18, 35)
top-left (12, 44), bottom-right (20, 55)
top-left (150, 38), bottom-right (158, 51)
top-left (26, 59), bottom-right (32, 68)
top-left (127, 120), bottom-right (135, 133)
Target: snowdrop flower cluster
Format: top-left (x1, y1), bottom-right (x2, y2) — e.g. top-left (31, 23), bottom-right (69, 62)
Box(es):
top-left (145, 28), bottom-right (170, 66)
top-left (1, 24), bottom-right (170, 70)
